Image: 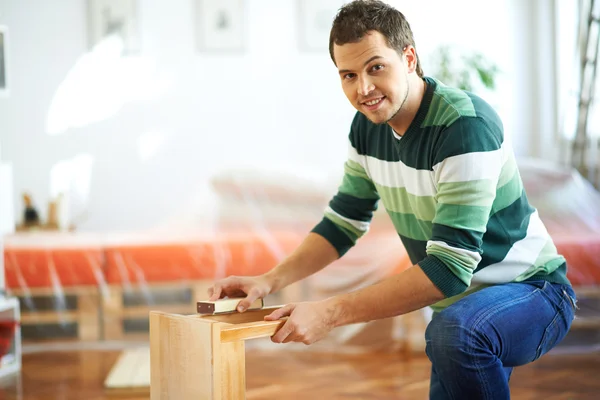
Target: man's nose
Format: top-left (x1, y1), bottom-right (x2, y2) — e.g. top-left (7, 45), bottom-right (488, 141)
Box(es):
top-left (357, 76), bottom-right (375, 96)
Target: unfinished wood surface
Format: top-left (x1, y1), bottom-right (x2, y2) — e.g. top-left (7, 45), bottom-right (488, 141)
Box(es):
top-left (150, 312), bottom-right (216, 400)
top-left (104, 347), bottom-right (150, 393)
top-left (119, 304), bottom-right (194, 319)
top-left (219, 341), bottom-right (246, 400)
top-left (200, 306), bottom-right (280, 324)
top-left (149, 307), bottom-right (286, 399)
top-left (102, 287), bottom-right (123, 340)
top-left (220, 319), bottom-right (286, 343)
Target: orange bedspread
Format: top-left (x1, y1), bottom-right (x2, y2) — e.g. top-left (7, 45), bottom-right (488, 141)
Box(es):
top-left (4, 247), bottom-right (103, 288)
top-left (102, 232), bottom-right (304, 284)
top-left (2, 231), bottom-right (306, 289)
top-left (3, 230), bottom-right (599, 290)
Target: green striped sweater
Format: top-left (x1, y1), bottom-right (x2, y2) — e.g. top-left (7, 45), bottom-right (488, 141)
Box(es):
top-left (312, 77), bottom-right (570, 309)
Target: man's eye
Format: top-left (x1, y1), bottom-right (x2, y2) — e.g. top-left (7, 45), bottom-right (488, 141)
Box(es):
top-left (372, 64), bottom-right (384, 71)
top-left (344, 73), bottom-right (356, 80)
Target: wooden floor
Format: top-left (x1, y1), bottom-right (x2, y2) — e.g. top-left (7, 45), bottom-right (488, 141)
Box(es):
top-left (1, 347), bottom-right (599, 399)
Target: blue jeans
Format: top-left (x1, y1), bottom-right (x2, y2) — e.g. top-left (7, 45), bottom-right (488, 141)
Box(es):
top-left (425, 280), bottom-right (576, 400)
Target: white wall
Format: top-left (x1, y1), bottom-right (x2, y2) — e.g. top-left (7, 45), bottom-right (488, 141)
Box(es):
top-left (0, 0), bottom-right (552, 232)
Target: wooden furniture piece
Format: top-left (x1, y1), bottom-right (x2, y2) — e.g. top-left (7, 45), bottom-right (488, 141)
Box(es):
top-left (4, 243), bottom-right (104, 341)
top-left (149, 306), bottom-right (285, 400)
top-left (9, 286), bottom-right (99, 341)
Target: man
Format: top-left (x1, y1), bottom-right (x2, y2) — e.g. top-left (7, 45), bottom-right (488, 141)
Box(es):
top-left (208, 1), bottom-right (577, 398)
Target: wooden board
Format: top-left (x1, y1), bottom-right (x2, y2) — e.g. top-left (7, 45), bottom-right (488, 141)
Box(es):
top-left (150, 312), bottom-right (218, 399)
top-left (104, 347), bottom-right (150, 396)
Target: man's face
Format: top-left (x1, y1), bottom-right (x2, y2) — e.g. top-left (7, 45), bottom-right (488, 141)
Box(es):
top-left (333, 31), bottom-right (412, 125)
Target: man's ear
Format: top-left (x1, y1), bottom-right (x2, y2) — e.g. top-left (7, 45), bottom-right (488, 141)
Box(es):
top-left (404, 45), bottom-right (418, 74)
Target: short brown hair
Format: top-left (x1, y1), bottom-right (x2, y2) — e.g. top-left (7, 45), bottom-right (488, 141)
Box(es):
top-left (329, 0), bottom-right (424, 78)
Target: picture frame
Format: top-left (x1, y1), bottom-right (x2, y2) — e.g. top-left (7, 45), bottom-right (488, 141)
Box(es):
top-left (194, 0), bottom-right (245, 52)
top-left (87, 0), bottom-right (140, 54)
top-left (0, 25), bottom-right (8, 97)
top-left (297, 0), bottom-right (344, 52)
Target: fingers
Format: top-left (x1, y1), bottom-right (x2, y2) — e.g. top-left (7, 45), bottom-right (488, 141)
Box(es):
top-left (270, 315), bottom-right (310, 344)
top-left (207, 284), bottom-right (222, 301)
top-left (283, 326), bottom-right (306, 344)
top-left (237, 287), bottom-right (263, 312)
top-left (206, 276), bottom-right (268, 312)
top-left (207, 276), bottom-right (242, 301)
top-left (264, 304), bottom-right (294, 321)
top-left (271, 318), bottom-right (295, 344)
top-left (266, 304), bottom-right (316, 345)
top-left (267, 305), bottom-right (294, 343)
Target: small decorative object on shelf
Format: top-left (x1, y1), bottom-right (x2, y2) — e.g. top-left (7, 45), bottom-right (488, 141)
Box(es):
top-left (22, 193), bottom-right (40, 228)
top-left (16, 192), bottom-right (75, 232)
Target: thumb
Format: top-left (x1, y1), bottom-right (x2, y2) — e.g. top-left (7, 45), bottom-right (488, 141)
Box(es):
top-left (264, 304), bottom-right (294, 321)
top-left (237, 287), bottom-right (261, 312)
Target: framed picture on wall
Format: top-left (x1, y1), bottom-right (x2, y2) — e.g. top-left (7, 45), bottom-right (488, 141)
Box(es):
top-left (0, 25), bottom-right (8, 97)
top-left (297, 0), bottom-right (344, 52)
top-left (194, 0), bottom-right (245, 52)
top-left (87, 0), bottom-right (140, 54)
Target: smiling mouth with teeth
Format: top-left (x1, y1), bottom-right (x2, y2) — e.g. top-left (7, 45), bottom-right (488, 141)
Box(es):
top-left (363, 96), bottom-right (385, 107)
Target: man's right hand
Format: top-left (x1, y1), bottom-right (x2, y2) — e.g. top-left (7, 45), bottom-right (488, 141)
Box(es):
top-left (207, 275), bottom-right (273, 312)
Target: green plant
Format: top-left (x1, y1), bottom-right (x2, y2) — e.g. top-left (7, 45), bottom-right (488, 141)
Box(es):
top-left (427, 44), bottom-right (500, 93)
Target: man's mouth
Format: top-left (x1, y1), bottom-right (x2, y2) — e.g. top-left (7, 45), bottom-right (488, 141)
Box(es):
top-left (362, 96), bottom-right (386, 110)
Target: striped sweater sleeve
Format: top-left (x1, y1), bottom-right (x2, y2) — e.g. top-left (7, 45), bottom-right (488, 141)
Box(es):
top-left (419, 116), bottom-right (503, 297)
top-left (311, 134), bottom-right (380, 257)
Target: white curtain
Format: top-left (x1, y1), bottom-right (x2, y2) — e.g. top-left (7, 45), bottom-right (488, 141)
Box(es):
top-left (556, 0), bottom-right (600, 187)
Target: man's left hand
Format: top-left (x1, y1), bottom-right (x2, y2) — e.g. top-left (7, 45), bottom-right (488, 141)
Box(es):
top-left (264, 300), bottom-right (338, 345)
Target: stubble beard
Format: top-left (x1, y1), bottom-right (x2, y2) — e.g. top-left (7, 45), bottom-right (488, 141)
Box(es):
top-left (383, 73), bottom-right (410, 125)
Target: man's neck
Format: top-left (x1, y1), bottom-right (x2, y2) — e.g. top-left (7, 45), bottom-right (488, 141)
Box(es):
top-left (387, 77), bottom-right (426, 136)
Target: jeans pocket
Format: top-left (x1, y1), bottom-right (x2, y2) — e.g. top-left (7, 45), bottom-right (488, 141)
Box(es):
top-left (534, 291), bottom-right (573, 361)
top-left (534, 312), bottom-right (561, 360)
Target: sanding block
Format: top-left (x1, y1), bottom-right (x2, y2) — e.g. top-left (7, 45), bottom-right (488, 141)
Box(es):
top-left (197, 297), bottom-right (264, 315)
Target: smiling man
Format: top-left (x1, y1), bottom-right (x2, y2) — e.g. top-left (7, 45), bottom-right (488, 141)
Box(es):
top-left (207, 1), bottom-right (577, 399)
